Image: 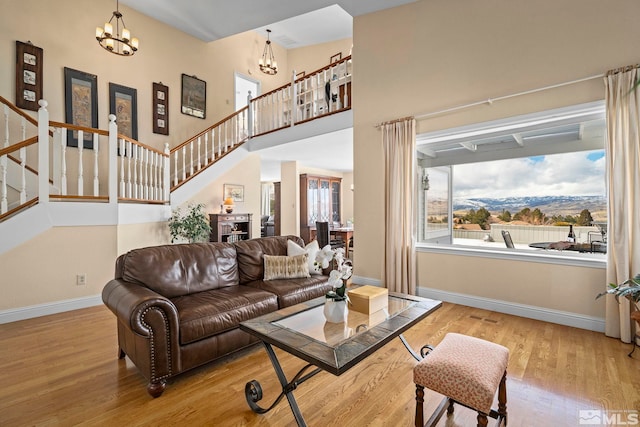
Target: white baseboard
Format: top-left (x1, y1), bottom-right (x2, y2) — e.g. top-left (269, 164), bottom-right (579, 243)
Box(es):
top-left (417, 286), bottom-right (605, 333)
top-left (0, 295), bottom-right (102, 324)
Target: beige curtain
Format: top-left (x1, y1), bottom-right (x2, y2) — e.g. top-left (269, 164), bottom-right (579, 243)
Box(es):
top-left (604, 66), bottom-right (640, 343)
top-left (382, 117), bottom-right (417, 295)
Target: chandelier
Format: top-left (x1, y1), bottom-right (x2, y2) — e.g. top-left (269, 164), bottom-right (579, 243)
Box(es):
top-left (96, 0), bottom-right (139, 56)
top-left (259, 29), bottom-right (278, 75)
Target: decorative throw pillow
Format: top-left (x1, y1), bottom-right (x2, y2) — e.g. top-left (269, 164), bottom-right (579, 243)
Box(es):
top-left (287, 239), bottom-right (322, 275)
top-left (263, 253), bottom-right (310, 281)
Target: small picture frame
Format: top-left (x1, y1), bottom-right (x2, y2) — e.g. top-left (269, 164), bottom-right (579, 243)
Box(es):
top-left (109, 83), bottom-right (138, 140)
top-left (15, 41), bottom-right (43, 111)
top-left (64, 67), bottom-right (98, 148)
top-left (330, 53), bottom-right (342, 64)
top-left (224, 184), bottom-right (244, 202)
top-left (153, 82), bottom-right (169, 135)
top-left (181, 74), bottom-right (206, 119)
top-left (295, 71), bottom-right (306, 80)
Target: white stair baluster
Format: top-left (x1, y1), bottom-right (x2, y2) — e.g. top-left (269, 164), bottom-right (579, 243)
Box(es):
top-left (197, 136), bottom-right (202, 170)
top-left (173, 151), bottom-right (178, 186)
top-left (126, 140), bottom-right (132, 198)
top-left (119, 138), bottom-right (125, 198)
top-left (204, 133), bottom-right (209, 166)
top-left (77, 130), bottom-right (84, 196)
top-left (0, 154), bottom-right (6, 214)
top-left (19, 146), bottom-right (26, 203)
top-left (188, 141), bottom-right (193, 177)
top-left (132, 143), bottom-right (138, 199)
top-left (93, 134), bottom-right (99, 197)
top-left (144, 148), bottom-right (149, 200)
top-left (181, 146), bottom-right (186, 182)
top-left (61, 128), bottom-right (68, 195)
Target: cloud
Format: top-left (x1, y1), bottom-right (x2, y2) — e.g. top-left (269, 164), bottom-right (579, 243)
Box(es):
top-left (453, 150), bottom-right (605, 198)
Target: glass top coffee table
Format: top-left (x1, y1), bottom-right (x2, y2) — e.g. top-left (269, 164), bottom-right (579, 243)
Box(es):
top-left (239, 291), bottom-right (442, 426)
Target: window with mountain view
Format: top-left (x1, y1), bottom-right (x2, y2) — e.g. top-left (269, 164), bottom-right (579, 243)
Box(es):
top-left (416, 102), bottom-right (607, 257)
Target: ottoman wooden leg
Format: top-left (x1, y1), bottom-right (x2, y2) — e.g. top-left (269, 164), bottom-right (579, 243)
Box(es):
top-left (477, 413), bottom-right (488, 427)
top-left (415, 384), bottom-right (424, 427)
top-left (498, 371), bottom-right (508, 424)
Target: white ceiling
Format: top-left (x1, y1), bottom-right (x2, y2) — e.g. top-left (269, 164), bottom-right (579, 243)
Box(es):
top-left (120, 0), bottom-right (416, 46)
top-left (119, 0), bottom-right (415, 179)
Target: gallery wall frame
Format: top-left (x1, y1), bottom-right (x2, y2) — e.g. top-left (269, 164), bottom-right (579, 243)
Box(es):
top-left (15, 41), bottom-right (43, 111)
top-left (109, 83), bottom-right (138, 140)
top-left (224, 184), bottom-right (244, 202)
top-left (181, 73), bottom-right (206, 119)
top-left (153, 82), bottom-right (169, 135)
top-left (64, 67), bottom-right (98, 149)
top-left (330, 52), bottom-right (342, 64)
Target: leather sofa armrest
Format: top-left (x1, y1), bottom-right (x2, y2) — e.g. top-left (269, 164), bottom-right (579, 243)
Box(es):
top-left (102, 279), bottom-right (180, 369)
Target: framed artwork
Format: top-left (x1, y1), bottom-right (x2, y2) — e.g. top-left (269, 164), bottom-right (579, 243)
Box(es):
top-left (109, 83), bottom-right (138, 140)
top-left (330, 53), bottom-right (342, 64)
top-left (15, 41), bottom-right (43, 111)
top-left (295, 71), bottom-right (306, 80)
top-left (64, 67), bottom-right (98, 148)
top-left (181, 73), bottom-right (206, 119)
top-left (153, 82), bottom-right (169, 135)
top-left (224, 184), bottom-right (244, 202)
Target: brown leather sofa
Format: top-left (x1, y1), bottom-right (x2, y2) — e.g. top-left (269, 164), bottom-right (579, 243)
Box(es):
top-left (102, 235), bottom-right (331, 397)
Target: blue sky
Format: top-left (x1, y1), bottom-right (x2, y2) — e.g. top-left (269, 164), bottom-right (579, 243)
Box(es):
top-left (453, 149), bottom-right (606, 198)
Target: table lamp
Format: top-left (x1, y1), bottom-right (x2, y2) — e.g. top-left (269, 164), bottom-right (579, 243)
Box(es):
top-left (223, 197), bottom-right (234, 213)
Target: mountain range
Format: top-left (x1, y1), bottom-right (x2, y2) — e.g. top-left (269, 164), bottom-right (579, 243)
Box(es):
top-left (453, 195), bottom-right (607, 217)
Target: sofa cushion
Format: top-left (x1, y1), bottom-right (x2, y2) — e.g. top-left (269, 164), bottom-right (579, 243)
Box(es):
top-left (245, 276), bottom-right (333, 308)
top-left (287, 239), bottom-right (323, 275)
top-left (172, 286), bottom-right (278, 345)
top-left (121, 242), bottom-right (238, 298)
top-left (263, 253), bottom-right (310, 280)
top-left (234, 235), bottom-right (304, 284)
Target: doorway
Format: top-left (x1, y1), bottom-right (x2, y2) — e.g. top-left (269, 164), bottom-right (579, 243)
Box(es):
top-left (234, 72), bottom-right (260, 111)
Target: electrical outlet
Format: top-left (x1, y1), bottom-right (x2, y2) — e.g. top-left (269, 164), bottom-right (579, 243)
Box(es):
top-left (76, 274), bottom-right (87, 286)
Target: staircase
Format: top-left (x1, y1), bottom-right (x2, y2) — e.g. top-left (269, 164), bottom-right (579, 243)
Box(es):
top-left (0, 56), bottom-right (352, 255)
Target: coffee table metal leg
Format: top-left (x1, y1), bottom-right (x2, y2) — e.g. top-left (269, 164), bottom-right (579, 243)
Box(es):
top-left (398, 334), bottom-right (434, 361)
top-left (245, 342), bottom-right (322, 427)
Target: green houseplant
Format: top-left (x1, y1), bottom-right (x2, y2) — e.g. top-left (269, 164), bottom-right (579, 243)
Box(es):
top-left (168, 203), bottom-right (211, 243)
top-left (596, 274), bottom-right (640, 305)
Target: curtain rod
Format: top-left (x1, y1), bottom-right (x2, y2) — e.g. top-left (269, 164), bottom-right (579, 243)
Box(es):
top-left (375, 72), bottom-right (605, 128)
top-left (415, 73), bottom-right (605, 120)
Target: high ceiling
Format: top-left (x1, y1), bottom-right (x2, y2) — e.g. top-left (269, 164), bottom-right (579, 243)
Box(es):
top-left (120, 0), bottom-right (416, 46)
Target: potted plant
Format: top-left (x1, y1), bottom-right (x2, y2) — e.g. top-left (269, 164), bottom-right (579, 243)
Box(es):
top-left (596, 274), bottom-right (640, 306)
top-left (168, 203), bottom-right (212, 243)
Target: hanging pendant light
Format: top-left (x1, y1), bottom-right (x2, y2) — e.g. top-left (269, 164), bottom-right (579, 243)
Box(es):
top-left (259, 29), bottom-right (278, 75)
top-left (96, 0), bottom-right (139, 56)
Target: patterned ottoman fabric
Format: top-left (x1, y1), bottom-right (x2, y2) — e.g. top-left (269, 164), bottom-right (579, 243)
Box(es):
top-left (413, 332), bottom-right (509, 414)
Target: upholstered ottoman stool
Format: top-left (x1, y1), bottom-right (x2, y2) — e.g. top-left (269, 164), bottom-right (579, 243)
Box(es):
top-left (413, 333), bottom-right (509, 427)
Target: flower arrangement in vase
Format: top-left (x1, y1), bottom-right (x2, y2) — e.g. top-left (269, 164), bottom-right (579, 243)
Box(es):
top-left (315, 246), bottom-right (353, 323)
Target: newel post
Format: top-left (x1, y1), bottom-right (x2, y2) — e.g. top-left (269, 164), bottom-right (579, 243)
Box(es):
top-left (37, 100), bottom-right (49, 206)
top-left (108, 114), bottom-right (118, 204)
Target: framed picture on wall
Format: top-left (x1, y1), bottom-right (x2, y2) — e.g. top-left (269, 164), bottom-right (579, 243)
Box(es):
top-left (224, 184), bottom-right (244, 202)
top-left (181, 73), bottom-right (206, 119)
top-left (330, 52), bottom-right (342, 64)
top-left (64, 67), bottom-right (98, 148)
top-left (15, 41), bottom-right (43, 111)
top-left (109, 83), bottom-right (138, 140)
top-left (153, 82), bottom-right (169, 135)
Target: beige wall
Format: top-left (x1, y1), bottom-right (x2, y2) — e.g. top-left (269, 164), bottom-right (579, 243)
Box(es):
top-left (0, 226), bottom-right (116, 310)
top-left (353, 0), bottom-right (639, 317)
top-left (287, 38), bottom-right (352, 77)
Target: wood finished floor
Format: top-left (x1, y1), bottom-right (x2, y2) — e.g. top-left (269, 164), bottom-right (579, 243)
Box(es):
top-left (1, 302), bottom-right (638, 426)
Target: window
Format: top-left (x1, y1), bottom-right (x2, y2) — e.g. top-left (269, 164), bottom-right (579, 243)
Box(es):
top-left (416, 102), bottom-right (607, 261)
